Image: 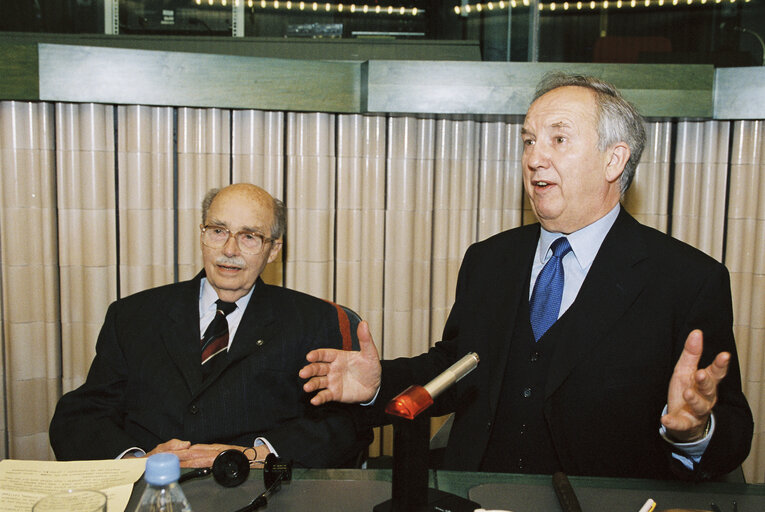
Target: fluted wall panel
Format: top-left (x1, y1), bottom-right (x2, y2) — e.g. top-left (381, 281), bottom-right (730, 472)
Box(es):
top-left (431, 117), bottom-right (480, 344)
top-left (0, 101), bottom-right (59, 460)
top-left (1, 102), bottom-right (762, 482)
top-left (0, 273), bottom-right (3, 460)
top-left (624, 121), bottom-right (672, 233)
top-left (726, 120), bottom-right (765, 483)
top-left (117, 106), bottom-right (175, 296)
top-left (231, 110), bottom-right (284, 197)
top-left (672, 121), bottom-right (730, 260)
top-left (335, 114), bottom-right (386, 344)
top-left (177, 108), bottom-right (231, 281)
top-left (477, 118), bottom-right (524, 240)
top-left (231, 110), bottom-right (285, 286)
top-left (55, 103), bottom-right (117, 396)
top-left (334, 114), bottom-right (388, 458)
top-left (384, 116), bottom-right (435, 359)
top-left (284, 113), bottom-right (336, 299)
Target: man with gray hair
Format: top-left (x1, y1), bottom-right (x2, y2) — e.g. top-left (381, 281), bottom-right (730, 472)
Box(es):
top-left (300, 73), bottom-right (753, 479)
top-left (51, 183), bottom-right (369, 468)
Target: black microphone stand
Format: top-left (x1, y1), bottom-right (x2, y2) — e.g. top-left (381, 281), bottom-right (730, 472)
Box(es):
top-left (373, 353), bottom-right (482, 512)
top-left (373, 414), bottom-right (480, 512)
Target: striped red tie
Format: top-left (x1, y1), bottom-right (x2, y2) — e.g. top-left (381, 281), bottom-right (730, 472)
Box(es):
top-left (201, 299), bottom-right (237, 364)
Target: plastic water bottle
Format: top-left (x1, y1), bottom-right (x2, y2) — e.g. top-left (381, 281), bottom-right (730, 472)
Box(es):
top-left (134, 453), bottom-right (193, 512)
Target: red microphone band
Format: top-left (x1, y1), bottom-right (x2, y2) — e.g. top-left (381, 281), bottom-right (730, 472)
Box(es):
top-left (385, 352), bottom-right (479, 420)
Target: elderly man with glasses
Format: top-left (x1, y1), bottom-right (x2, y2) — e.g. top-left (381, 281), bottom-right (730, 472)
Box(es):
top-left (50, 183), bottom-right (369, 468)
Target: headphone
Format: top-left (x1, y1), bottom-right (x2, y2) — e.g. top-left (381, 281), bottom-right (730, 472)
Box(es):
top-left (178, 449), bottom-right (293, 510)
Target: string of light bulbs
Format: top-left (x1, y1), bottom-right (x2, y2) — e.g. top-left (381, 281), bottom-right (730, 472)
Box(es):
top-left (454, 0), bottom-right (751, 14)
top-left (193, 0), bottom-right (422, 15)
top-left (192, 0), bottom-right (752, 14)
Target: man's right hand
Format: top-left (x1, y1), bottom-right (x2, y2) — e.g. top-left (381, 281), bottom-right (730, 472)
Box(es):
top-left (146, 438), bottom-right (191, 457)
top-left (145, 439), bottom-right (266, 468)
top-left (299, 320), bottom-right (381, 405)
top-left (144, 439), bottom-right (201, 466)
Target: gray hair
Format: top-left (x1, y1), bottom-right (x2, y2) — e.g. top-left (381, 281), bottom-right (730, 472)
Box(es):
top-left (532, 72), bottom-right (646, 195)
top-left (201, 187), bottom-right (286, 240)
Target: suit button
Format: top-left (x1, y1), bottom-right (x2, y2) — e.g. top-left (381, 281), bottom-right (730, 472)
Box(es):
top-left (520, 424), bottom-right (527, 435)
top-left (530, 351), bottom-right (540, 362)
top-left (522, 387), bottom-right (532, 398)
top-left (517, 458), bottom-right (525, 470)
top-left (189, 404), bottom-right (199, 415)
top-left (486, 421), bottom-right (492, 430)
top-left (256, 339), bottom-right (264, 346)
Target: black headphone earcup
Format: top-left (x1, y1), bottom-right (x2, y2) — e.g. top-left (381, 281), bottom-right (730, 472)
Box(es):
top-left (211, 449), bottom-right (250, 487)
top-left (263, 453), bottom-right (293, 490)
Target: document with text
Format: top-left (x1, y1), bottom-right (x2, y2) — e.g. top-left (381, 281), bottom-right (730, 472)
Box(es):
top-left (0, 458), bottom-right (146, 512)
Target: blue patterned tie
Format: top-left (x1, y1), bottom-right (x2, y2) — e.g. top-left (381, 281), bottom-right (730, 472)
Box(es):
top-left (529, 237), bottom-right (572, 341)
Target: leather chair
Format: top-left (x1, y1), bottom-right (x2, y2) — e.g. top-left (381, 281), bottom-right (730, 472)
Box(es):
top-left (323, 301), bottom-right (369, 468)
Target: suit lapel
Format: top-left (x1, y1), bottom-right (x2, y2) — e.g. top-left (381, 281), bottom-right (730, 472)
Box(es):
top-left (197, 278), bottom-right (277, 390)
top-left (486, 226), bottom-right (539, 415)
top-left (163, 275), bottom-right (205, 394)
top-left (545, 210), bottom-right (648, 398)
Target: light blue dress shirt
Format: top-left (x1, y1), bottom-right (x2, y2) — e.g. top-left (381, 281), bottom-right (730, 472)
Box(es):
top-left (529, 202), bottom-right (620, 314)
top-left (530, 203), bottom-right (711, 468)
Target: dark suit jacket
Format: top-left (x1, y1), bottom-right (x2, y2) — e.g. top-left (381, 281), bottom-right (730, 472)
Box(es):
top-left (50, 274), bottom-right (369, 467)
top-left (377, 208), bottom-right (753, 480)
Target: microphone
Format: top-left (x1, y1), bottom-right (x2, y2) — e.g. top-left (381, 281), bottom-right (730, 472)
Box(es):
top-left (384, 352), bottom-right (479, 420)
top-left (552, 472), bottom-right (583, 512)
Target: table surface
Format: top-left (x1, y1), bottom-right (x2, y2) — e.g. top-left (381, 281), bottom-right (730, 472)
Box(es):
top-left (126, 468), bottom-right (765, 512)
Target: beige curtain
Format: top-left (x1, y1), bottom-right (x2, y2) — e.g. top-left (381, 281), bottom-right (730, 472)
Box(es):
top-left (0, 101), bottom-right (762, 482)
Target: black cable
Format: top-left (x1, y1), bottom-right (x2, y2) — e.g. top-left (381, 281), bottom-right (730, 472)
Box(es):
top-left (177, 468), bottom-right (212, 484)
top-left (232, 472), bottom-right (286, 512)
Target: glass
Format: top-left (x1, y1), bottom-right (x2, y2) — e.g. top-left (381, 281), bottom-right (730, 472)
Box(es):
top-left (536, 4), bottom-right (765, 66)
top-left (33, 489), bottom-right (107, 512)
top-left (200, 224), bottom-right (274, 255)
top-left (1, 1), bottom-right (763, 67)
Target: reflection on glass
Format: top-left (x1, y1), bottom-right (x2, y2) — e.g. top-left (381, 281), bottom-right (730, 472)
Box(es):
top-left (0, 1), bottom-right (762, 66)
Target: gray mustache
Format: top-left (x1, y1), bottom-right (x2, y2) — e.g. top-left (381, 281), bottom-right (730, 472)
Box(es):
top-left (215, 257), bottom-right (246, 268)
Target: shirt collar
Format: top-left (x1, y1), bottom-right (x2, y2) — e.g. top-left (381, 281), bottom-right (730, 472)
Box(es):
top-left (538, 203), bottom-right (620, 271)
top-left (199, 277), bottom-right (256, 313)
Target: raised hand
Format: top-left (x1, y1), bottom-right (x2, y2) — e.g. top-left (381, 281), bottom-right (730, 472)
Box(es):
top-left (299, 320), bottom-right (382, 405)
top-left (661, 329), bottom-right (730, 442)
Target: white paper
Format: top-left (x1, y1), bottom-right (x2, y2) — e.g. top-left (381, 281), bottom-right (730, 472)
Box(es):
top-left (0, 459), bottom-right (146, 512)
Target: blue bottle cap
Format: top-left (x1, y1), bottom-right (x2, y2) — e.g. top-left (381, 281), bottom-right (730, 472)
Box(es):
top-left (144, 453), bottom-right (181, 486)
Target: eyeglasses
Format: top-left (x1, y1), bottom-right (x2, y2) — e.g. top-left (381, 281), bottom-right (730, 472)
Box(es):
top-left (200, 224), bottom-right (275, 255)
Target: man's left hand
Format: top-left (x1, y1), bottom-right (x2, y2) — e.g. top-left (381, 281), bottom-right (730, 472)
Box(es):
top-left (150, 440), bottom-right (270, 468)
top-left (180, 443), bottom-right (270, 468)
top-left (662, 329), bottom-right (729, 442)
